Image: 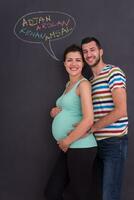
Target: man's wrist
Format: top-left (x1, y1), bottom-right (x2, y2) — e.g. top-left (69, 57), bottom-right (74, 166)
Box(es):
top-left (65, 136), bottom-right (72, 145)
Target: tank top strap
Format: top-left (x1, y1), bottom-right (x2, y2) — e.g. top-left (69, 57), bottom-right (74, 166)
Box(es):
top-left (73, 78), bottom-right (88, 90)
top-left (65, 81), bottom-right (70, 88)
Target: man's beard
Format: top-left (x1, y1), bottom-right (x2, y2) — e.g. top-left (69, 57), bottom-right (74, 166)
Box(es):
top-left (90, 56), bottom-right (100, 68)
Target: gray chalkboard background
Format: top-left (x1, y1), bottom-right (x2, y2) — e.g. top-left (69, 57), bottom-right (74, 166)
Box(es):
top-left (0, 0), bottom-right (134, 199)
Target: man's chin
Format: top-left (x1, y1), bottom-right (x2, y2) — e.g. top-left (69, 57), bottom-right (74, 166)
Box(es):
top-left (86, 62), bottom-right (96, 67)
top-left (86, 60), bottom-right (96, 67)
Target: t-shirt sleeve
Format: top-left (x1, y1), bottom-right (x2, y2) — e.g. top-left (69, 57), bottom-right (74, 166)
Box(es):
top-left (107, 67), bottom-right (126, 91)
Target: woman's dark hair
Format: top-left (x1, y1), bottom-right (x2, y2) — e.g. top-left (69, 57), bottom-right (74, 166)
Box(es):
top-left (63, 44), bottom-right (84, 62)
top-left (81, 37), bottom-right (102, 49)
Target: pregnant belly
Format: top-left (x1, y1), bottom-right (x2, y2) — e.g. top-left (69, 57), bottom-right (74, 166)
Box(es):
top-left (52, 111), bottom-right (81, 141)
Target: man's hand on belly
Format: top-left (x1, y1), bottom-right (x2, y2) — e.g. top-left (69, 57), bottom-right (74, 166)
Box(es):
top-left (72, 123), bottom-right (89, 138)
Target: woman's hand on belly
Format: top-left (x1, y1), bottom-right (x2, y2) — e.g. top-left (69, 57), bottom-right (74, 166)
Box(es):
top-left (50, 107), bottom-right (61, 118)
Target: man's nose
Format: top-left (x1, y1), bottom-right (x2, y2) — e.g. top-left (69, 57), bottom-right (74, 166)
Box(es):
top-left (87, 51), bottom-right (92, 57)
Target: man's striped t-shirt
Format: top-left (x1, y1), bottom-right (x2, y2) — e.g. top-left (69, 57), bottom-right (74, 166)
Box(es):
top-left (91, 65), bottom-right (128, 140)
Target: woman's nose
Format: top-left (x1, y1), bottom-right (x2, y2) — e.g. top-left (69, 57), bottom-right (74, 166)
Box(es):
top-left (72, 60), bottom-right (76, 65)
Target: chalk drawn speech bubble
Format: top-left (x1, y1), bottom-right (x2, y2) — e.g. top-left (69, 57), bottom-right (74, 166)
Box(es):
top-left (14, 11), bottom-right (76, 61)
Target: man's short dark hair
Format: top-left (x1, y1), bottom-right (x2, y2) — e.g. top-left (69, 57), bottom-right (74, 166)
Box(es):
top-left (81, 37), bottom-right (102, 49)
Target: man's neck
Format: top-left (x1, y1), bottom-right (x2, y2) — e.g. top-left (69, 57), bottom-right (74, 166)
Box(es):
top-left (92, 61), bottom-right (107, 77)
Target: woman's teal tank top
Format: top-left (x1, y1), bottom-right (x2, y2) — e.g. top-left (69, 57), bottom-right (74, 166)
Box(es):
top-left (52, 78), bottom-right (97, 148)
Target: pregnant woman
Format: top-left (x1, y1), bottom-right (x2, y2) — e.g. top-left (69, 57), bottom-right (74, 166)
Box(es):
top-left (45, 44), bottom-right (98, 200)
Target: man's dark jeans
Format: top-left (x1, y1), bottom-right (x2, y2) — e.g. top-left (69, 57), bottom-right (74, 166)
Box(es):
top-left (97, 135), bottom-right (128, 200)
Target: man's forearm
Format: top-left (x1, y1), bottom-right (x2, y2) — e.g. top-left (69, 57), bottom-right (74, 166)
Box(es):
top-left (65, 118), bottom-right (93, 144)
top-left (91, 109), bottom-right (127, 132)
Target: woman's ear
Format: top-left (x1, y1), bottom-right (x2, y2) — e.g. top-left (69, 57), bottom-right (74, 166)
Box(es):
top-left (64, 62), bottom-right (66, 67)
